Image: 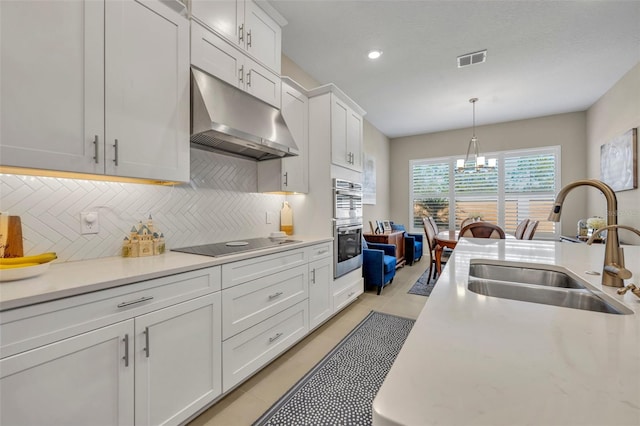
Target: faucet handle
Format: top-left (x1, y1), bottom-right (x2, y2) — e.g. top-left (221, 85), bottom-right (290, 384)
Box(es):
top-left (617, 284), bottom-right (640, 299)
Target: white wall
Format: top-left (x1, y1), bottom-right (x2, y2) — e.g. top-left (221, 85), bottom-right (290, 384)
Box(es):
top-left (586, 63), bottom-right (640, 244)
top-left (389, 112), bottom-right (588, 235)
top-left (362, 120), bottom-right (391, 231)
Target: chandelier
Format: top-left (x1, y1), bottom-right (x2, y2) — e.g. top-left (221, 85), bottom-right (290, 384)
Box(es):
top-left (456, 98), bottom-right (496, 173)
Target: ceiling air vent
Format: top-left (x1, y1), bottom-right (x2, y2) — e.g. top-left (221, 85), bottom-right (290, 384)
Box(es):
top-left (457, 50), bottom-right (487, 68)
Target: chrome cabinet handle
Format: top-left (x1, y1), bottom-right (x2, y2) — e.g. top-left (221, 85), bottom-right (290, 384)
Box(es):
top-left (113, 139), bottom-right (119, 166)
top-left (239, 65), bottom-right (244, 83)
top-left (117, 296), bottom-right (154, 308)
top-left (318, 249), bottom-right (329, 255)
top-left (269, 332), bottom-right (283, 343)
top-left (268, 291), bottom-right (283, 300)
top-left (247, 71), bottom-right (251, 87)
top-left (247, 29), bottom-right (252, 47)
top-left (348, 291), bottom-right (355, 297)
top-left (239, 24), bottom-right (244, 43)
top-left (144, 327), bottom-right (150, 358)
top-left (283, 172), bottom-right (288, 187)
top-left (122, 334), bottom-right (129, 367)
top-left (93, 135), bottom-right (99, 164)
top-left (311, 269), bottom-right (316, 284)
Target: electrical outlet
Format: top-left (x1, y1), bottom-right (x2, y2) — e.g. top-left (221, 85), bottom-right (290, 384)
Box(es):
top-left (80, 211), bottom-right (99, 234)
top-left (265, 211), bottom-right (272, 224)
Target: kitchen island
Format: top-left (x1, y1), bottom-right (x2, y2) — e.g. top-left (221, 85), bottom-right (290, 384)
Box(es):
top-left (373, 238), bottom-right (640, 425)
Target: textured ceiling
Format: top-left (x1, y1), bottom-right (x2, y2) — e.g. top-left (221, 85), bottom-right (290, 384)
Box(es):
top-left (270, 0), bottom-right (640, 138)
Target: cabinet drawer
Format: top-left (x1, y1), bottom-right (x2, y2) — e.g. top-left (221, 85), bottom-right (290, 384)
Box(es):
top-left (222, 300), bottom-right (308, 392)
top-left (306, 242), bottom-right (332, 262)
top-left (333, 279), bottom-right (362, 312)
top-left (222, 248), bottom-right (306, 289)
top-left (222, 265), bottom-right (307, 339)
top-left (0, 267), bottom-right (221, 358)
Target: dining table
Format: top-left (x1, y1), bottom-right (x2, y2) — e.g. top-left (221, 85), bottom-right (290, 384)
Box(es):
top-left (434, 229), bottom-right (515, 274)
top-left (434, 230), bottom-right (458, 275)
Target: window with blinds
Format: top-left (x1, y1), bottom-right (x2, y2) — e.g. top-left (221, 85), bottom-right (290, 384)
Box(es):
top-left (410, 146), bottom-right (560, 239)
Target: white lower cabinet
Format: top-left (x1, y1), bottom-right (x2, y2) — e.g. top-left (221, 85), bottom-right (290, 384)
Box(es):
top-left (222, 300), bottom-right (308, 391)
top-left (0, 320), bottom-right (135, 426)
top-left (0, 242), bottom-right (353, 424)
top-left (0, 267), bottom-right (222, 426)
top-left (333, 277), bottom-right (363, 313)
top-left (308, 244), bottom-right (333, 330)
top-left (135, 293), bottom-right (221, 426)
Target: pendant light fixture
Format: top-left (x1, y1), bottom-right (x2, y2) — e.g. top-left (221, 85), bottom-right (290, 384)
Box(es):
top-left (456, 98), bottom-right (496, 173)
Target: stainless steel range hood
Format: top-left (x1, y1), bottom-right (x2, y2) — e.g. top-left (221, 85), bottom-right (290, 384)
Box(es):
top-left (190, 67), bottom-right (298, 161)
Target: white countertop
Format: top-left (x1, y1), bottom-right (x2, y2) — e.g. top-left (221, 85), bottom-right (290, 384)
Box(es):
top-left (373, 239), bottom-right (640, 426)
top-left (0, 237), bottom-right (332, 311)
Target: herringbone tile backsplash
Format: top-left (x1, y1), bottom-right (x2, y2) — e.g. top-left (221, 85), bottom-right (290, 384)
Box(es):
top-left (0, 149), bottom-right (285, 262)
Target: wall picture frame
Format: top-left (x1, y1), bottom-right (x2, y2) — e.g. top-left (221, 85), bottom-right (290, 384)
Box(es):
top-left (600, 128), bottom-right (637, 192)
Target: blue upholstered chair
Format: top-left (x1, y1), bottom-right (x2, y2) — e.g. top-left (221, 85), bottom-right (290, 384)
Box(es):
top-left (390, 223), bottom-right (423, 266)
top-left (362, 238), bottom-right (397, 295)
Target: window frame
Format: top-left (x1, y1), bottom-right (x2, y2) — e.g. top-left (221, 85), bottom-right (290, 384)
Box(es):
top-left (409, 145), bottom-right (561, 239)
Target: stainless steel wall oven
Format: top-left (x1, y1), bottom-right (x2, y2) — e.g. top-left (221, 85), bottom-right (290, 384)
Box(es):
top-left (333, 179), bottom-right (363, 278)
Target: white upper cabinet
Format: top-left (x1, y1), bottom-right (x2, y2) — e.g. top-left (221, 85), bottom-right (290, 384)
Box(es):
top-left (0, 0), bottom-right (104, 175)
top-left (308, 85), bottom-right (366, 173)
top-left (258, 78), bottom-right (309, 193)
top-left (191, 0), bottom-right (282, 74)
top-left (0, 0), bottom-right (190, 182)
top-left (104, 0), bottom-right (190, 182)
top-left (191, 20), bottom-right (281, 108)
top-left (331, 95), bottom-right (363, 171)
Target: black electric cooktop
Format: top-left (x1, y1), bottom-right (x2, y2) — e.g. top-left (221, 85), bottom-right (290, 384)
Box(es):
top-left (172, 237), bottom-right (300, 257)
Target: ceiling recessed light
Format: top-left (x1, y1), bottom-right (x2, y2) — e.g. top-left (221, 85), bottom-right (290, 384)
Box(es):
top-left (367, 50), bottom-right (383, 60)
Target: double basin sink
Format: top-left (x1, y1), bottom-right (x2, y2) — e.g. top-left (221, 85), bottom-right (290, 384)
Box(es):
top-left (467, 260), bottom-right (633, 315)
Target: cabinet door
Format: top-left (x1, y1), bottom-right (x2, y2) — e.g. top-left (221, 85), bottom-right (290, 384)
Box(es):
top-left (134, 293), bottom-right (222, 426)
top-left (191, 0), bottom-right (244, 48)
top-left (309, 256), bottom-right (333, 329)
top-left (0, 0), bottom-right (104, 174)
top-left (244, 0), bottom-right (282, 73)
top-left (244, 56), bottom-right (281, 108)
top-left (105, 0), bottom-right (190, 182)
top-left (331, 95), bottom-right (350, 169)
top-left (191, 21), bottom-right (244, 89)
top-left (281, 81), bottom-right (309, 193)
top-left (347, 109), bottom-right (363, 171)
top-left (258, 80), bottom-right (308, 193)
top-left (0, 320), bottom-right (134, 426)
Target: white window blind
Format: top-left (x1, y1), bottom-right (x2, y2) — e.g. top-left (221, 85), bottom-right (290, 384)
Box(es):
top-left (411, 161), bottom-right (450, 231)
top-left (410, 146), bottom-right (560, 239)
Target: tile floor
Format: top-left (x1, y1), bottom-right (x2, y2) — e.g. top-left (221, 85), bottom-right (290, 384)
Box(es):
top-left (188, 261), bottom-right (430, 426)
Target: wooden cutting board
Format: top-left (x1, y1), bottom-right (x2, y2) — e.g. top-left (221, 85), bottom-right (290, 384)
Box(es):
top-left (0, 215), bottom-right (24, 258)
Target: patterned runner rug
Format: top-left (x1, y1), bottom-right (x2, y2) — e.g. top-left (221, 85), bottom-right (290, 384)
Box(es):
top-left (252, 311), bottom-right (415, 426)
top-left (408, 267), bottom-right (437, 296)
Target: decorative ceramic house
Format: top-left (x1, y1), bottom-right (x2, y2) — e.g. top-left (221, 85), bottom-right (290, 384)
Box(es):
top-left (122, 215), bottom-right (165, 257)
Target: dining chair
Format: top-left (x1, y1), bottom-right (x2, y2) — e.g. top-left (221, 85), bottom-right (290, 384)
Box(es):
top-left (460, 217), bottom-right (482, 230)
top-left (422, 217), bottom-right (449, 281)
top-left (459, 221), bottom-right (506, 239)
top-left (522, 220), bottom-right (539, 240)
top-left (514, 218), bottom-right (530, 240)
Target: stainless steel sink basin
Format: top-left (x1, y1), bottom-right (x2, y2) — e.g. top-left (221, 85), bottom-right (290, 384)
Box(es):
top-left (469, 263), bottom-right (585, 289)
top-left (468, 261), bottom-right (633, 315)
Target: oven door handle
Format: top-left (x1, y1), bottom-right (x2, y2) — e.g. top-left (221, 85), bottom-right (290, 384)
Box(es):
top-left (337, 225), bottom-right (363, 233)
